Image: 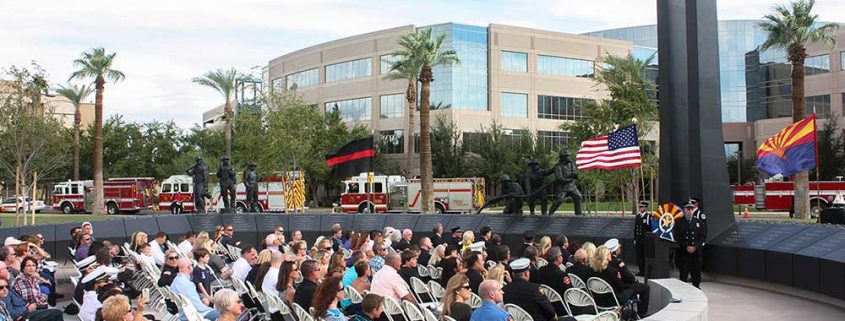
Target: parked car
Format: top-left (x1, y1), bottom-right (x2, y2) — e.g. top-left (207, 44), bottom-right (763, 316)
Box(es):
top-left (1, 197), bottom-right (46, 213)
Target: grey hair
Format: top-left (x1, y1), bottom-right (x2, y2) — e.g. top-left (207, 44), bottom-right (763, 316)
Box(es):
top-left (546, 247), bottom-right (562, 262)
top-left (213, 289), bottom-right (239, 313)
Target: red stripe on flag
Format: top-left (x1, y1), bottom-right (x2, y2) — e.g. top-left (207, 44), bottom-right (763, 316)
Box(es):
top-left (576, 135), bottom-right (641, 171)
top-left (326, 149), bottom-right (375, 167)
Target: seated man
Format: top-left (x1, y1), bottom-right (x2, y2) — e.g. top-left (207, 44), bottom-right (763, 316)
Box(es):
top-left (351, 293), bottom-right (384, 321)
top-left (605, 239), bottom-right (649, 318)
top-left (566, 249), bottom-right (592, 282)
top-left (535, 247), bottom-right (573, 316)
top-left (370, 253), bottom-right (415, 304)
top-left (503, 258), bottom-right (574, 321)
top-left (293, 260), bottom-right (320, 311)
top-left (170, 258), bottom-right (219, 321)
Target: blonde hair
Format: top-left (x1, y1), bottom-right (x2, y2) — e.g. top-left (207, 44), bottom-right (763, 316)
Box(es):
top-left (590, 246), bottom-right (610, 272)
top-left (100, 294), bottom-right (131, 321)
top-left (441, 273), bottom-right (469, 319)
top-left (130, 232), bottom-right (148, 251)
top-left (486, 264), bottom-right (507, 283)
top-left (581, 242), bottom-right (596, 264)
top-left (256, 249), bottom-right (273, 265)
top-left (538, 236), bottom-right (552, 256)
top-left (194, 232), bottom-right (210, 252)
top-left (461, 231), bottom-right (475, 254)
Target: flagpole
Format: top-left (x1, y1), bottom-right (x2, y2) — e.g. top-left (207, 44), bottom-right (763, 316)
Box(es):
top-left (812, 113), bottom-right (820, 218)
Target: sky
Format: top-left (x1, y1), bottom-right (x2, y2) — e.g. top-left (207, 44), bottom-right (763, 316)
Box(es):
top-left (2, 0), bottom-right (844, 129)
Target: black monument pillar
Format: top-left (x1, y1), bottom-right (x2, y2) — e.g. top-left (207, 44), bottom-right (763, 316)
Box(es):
top-left (657, 0), bottom-right (735, 241)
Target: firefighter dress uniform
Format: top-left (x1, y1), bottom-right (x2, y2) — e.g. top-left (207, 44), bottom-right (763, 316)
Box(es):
top-left (673, 202), bottom-right (705, 288)
top-left (633, 201), bottom-right (651, 275)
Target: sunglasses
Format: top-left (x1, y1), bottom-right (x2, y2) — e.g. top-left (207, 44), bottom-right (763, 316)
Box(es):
top-left (226, 229), bottom-right (234, 232)
top-left (83, 238), bottom-right (91, 241)
top-left (0, 285), bottom-right (8, 290)
top-left (462, 284), bottom-right (471, 289)
top-left (337, 286), bottom-right (345, 292)
top-left (167, 257), bottom-right (179, 260)
top-left (322, 247), bottom-right (332, 251)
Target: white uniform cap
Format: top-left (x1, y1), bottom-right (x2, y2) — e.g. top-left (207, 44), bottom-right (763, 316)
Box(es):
top-left (509, 258), bottom-right (531, 273)
top-left (470, 241), bottom-right (486, 252)
top-left (4, 237), bottom-right (23, 246)
top-left (75, 256), bottom-right (98, 271)
top-left (81, 266), bottom-right (120, 283)
top-left (604, 238), bottom-right (620, 252)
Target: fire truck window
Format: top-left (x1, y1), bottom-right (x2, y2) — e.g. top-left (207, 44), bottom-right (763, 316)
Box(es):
top-left (162, 184), bottom-right (171, 193)
top-left (180, 184), bottom-right (190, 193)
top-left (365, 183), bottom-right (384, 193)
top-left (53, 187), bottom-right (62, 195)
top-left (70, 185), bottom-right (79, 195)
top-left (348, 183), bottom-right (359, 193)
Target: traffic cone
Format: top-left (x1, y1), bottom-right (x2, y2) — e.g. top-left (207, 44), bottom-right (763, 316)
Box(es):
top-left (743, 208), bottom-right (750, 219)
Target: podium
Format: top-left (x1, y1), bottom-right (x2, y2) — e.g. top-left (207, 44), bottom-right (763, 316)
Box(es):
top-left (644, 233), bottom-right (673, 279)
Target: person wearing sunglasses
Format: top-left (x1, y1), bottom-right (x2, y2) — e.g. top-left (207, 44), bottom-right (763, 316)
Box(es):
top-left (310, 276), bottom-right (346, 321)
top-left (212, 289), bottom-right (245, 321)
top-left (441, 273), bottom-right (473, 321)
top-left (0, 261), bottom-right (63, 321)
top-left (171, 258), bottom-right (219, 321)
top-left (74, 234), bottom-right (94, 262)
top-left (156, 250), bottom-right (180, 287)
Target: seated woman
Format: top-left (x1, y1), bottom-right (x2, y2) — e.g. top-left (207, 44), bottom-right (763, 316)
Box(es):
top-left (310, 276), bottom-right (346, 321)
top-left (213, 289), bottom-right (247, 321)
top-left (441, 273), bottom-right (472, 321)
top-left (12, 257), bottom-right (49, 309)
top-left (277, 261), bottom-right (298, 305)
top-left (589, 246), bottom-right (633, 310)
top-left (99, 294), bottom-right (146, 321)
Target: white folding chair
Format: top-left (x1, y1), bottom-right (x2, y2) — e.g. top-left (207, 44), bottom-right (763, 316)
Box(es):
top-left (592, 311), bottom-right (620, 321)
top-left (422, 307), bottom-right (440, 321)
top-left (266, 295), bottom-right (293, 317)
top-left (467, 292), bottom-right (482, 309)
top-left (586, 277), bottom-right (621, 311)
top-left (569, 274), bottom-right (587, 291)
top-left (428, 280), bottom-right (445, 300)
top-left (401, 300), bottom-right (425, 321)
top-left (345, 286), bottom-right (364, 304)
top-left (410, 277), bottom-right (433, 303)
top-left (540, 284), bottom-right (571, 317)
top-left (504, 304), bottom-right (534, 321)
top-left (291, 303), bottom-right (314, 321)
top-left (381, 295), bottom-right (407, 321)
top-left (564, 288), bottom-right (599, 317)
top-left (417, 265), bottom-right (430, 278)
top-left (535, 257), bottom-right (548, 268)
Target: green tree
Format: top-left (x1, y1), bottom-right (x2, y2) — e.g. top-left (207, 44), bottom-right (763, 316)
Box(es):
top-left (810, 118), bottom-right (844, 180)
top-left (560, 53), bottom-right (659, 213)
top-left (758, 0), bottom-right (839, 219)
top-left (54, 83), bottom-right (94, 180)
top-left (232, 108), bottom-right (268, 170)
top-left (384, 54), bottom-right (423, 176)
top-left (391, 28), bottom-right (459, 213)
top-left (727, 155), bottom-right (759, 185)
top-left (192, 68), bottom-right (243, 160)
top-left (69, 47), bottom-right (125, 215)
top-left (430, 115), bottom-right (469, 178)
top-left (0, 65), bottom-right (71, 223)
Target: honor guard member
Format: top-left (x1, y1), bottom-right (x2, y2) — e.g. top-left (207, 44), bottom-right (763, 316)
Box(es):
top-left (448, 226), bottom-right (463, 247)
top-left (673, 201), bottom-right (705, 288)
top-left (471, 280), bottom-right (513, 321)
top-left (633, 201), bottom-right (651, 276)
top-left (689, 198), bottom-right (707, 240)
top-left (503, 258), bottom-right (561, 321)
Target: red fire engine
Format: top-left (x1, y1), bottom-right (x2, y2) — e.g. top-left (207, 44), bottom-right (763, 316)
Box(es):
top-left (53, 177), bottom-right (157, 214)
top-left (158, 175), bottom-right (197, 214)
top-left (340, 173), bottom-right (485, 214)
top-left (159, 173), bottom-right (295, 214)
top-left (733, 180), bottom-right (845, 217)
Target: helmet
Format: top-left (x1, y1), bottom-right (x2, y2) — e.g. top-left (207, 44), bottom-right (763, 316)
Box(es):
top-left (195, 156), bottom-right (202, 162)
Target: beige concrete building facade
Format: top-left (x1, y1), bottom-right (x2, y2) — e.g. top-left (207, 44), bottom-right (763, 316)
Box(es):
top-left (44, 95), bottom-right (94, 130)
top-left (264, 23), bottom-right (651, 173)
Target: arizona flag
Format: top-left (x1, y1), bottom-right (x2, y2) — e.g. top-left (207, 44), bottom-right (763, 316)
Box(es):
top-left (756, 114), bottom-right (817, 177)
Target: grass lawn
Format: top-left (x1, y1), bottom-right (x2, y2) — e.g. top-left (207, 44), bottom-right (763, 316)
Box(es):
top-left (0, 213), bottom-right (132, 227)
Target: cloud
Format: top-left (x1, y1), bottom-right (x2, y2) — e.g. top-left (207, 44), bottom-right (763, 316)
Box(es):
top-left (1, 0), bottom-right (843, 128)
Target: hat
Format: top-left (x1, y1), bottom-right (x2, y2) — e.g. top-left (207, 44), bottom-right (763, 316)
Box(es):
top-left (522, 230), bottom-right (535, 240)
top-left (470, 241), bottom-right (486, 252)
top-left (638, 201), bottom-right (649, 208)
top-left (604, 238), bottom-right (620, 252)
top-left (509, 258), bottom-right (531, 273)
top-left (81, 221), bottom-right (92, 228)
top-left (451, 226), bottom-right (462, 233)
top-left (683, 201), bottom-right (696, 208)
top-left (81, 266), bottom-right (120, 284)
top-left (75, 256), bottom-right (98, 271)
top-left (4, 237), bottom-right (23, 246)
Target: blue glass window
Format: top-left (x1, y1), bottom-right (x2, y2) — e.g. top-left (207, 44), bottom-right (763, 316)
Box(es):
top-left (270, 78), bottom-right (284, 94)
top-left (500, 51), bottom-right (528, 72)
top-left (424, 23), bottom-right (489, 111)
top-left (380, 54), bottom-right (402, 75)
top-left (285, 68), bottom-right (318, 90)
top-left (380, 94), bottom-right (404, 119)
top-left (841, 51), bottom-right (845, 71)
top-left (806, 95), bottom-right (830, 118)
top-left (325, 58), bottom-right (372, 83)
top-left (537, 55), bottom-right (594, 78)
top-left (325, 97), bottom-right (372, 122)
top-left (379, 130), bottom-right (404, 154)
top-left (537, 131), bottom-right (569, 150)
top-left (501, 93), bottom-right (528, 118)
top-left (805, 54), bottom-right (829, 76)
top-left (537, 95), bottom-right (590, 120)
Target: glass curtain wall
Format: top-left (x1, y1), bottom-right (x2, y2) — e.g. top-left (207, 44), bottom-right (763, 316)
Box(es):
top-left (424, 23), bottom-right (489, 111)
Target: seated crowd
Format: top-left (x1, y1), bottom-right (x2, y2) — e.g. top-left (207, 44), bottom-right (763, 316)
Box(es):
top-left (6, 221), bottom-right (651, 321)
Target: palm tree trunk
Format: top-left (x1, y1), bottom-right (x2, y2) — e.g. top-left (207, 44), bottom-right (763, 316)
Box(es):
top-left (93, 77), bottom-right (105, 215)
top-left (73, 107), bottom-right (81, 181)
top-left (405, 81), bottom-right (416, 177)
top-left (791, 54), bottom-right (810, 219)
top-left (419, 65), bottom-right (434, 213)
top-left (224, 100), bottom-right (233, 160)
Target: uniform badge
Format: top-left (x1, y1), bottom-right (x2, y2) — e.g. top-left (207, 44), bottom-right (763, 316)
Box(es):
top-left (564, 276), bottom-right (571, 285)
top-left (616, 272), bottom-right (622, 279)
top-left (700, 213), bottom-right (706, 220)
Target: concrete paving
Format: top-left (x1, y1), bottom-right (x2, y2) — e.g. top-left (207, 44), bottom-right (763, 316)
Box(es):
top-left (702, 281), bottom-right (845, 320)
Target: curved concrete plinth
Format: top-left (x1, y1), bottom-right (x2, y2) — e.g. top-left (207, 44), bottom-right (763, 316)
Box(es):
top-left (643, 279), bottom-right (707, 321)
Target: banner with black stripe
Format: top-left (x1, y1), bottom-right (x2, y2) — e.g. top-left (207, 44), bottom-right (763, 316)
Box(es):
top-left (325, 136), bottom-right (375, 179)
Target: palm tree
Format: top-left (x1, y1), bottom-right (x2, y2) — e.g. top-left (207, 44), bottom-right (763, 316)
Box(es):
top-left (758, 0), bottom-right (838, 219)
top-left (390, 29), bottom-right (459, 213)
top-left (55, 84), bottom-right (94, 181)
top-left (384, 52), bottom-right (423, 177)
top-left (193, 68), bottom-right (242, 159)
top-left (69, 47), bottom-right (125, 215)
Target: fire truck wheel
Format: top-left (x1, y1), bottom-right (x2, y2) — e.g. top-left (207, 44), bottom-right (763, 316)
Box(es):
top-left (106, 202), bottom-right (119, 215)
top-left (434, 203), bottom-right (445, 214)
top-left (171, 205), bottom-right (183, 214)
top-left (236, 204), bottom-right (247, 213)
top-left (810, 200), bottom-right (825, 219)
top-left (358, 203), bottom-right (374, 213)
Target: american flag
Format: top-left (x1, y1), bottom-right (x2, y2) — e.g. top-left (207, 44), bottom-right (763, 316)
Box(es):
top-left (576, 124), bottom-right (642, 170)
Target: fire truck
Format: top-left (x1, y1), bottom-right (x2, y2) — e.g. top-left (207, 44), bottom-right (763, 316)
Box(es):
top-left (733, 180), bottom-right (845, 217)
top-left (340, 173), bottom-right (485, 214)
top-left (52, 177), bottom-right (157, 214)
top-left (159, 173), bottom-right (296, 214)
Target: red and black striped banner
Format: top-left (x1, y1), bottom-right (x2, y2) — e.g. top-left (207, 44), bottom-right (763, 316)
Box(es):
top-left (325, 136), bottom-right (375, 179)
